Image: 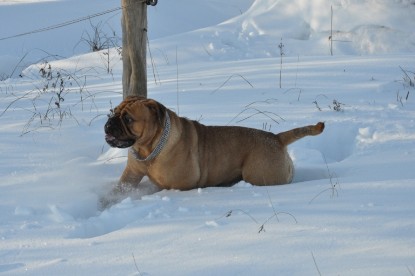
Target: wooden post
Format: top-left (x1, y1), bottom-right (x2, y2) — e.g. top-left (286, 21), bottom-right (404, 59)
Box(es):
top-left (121, 0), bottom-right (148, 99)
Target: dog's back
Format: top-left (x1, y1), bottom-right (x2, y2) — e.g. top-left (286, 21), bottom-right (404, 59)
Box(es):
top-left (187, 119), bottom-right (325, 187)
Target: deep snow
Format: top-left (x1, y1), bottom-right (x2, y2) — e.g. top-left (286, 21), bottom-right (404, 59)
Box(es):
top-left (1, 0), bottom-right (415, 275)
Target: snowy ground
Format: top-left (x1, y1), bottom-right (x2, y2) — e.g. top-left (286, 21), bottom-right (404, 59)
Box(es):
top-left (1, 0), bottom-right (415, 275)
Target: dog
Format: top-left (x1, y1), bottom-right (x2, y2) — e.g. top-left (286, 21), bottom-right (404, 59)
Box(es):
top-left (104, 96), bottom-right (324, 197)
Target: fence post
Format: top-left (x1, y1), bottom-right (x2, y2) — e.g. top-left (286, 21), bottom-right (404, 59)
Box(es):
top-left (121, 0), bottom-right (150, 99)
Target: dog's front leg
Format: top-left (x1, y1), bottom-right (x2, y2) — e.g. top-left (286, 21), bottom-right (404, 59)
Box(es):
top-left (99, 168), bottom-right (145, 209)
top-left (119, 166), bottom-right (145, 190)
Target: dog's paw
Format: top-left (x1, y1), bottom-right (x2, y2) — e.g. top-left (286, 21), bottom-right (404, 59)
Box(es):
top-left (98, 188), bottom-right (126, 210)
top-left (98, 195), bottom-right (117, 210)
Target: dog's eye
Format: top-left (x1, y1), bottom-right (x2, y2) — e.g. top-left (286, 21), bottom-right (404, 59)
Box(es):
top-left (107, 108), bottom-right (115, 118)
top-left (123, 114), bottom-right (134, 124)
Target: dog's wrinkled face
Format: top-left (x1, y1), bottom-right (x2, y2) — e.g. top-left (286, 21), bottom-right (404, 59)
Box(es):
top-left (104, 96), bottom-right (165, 148)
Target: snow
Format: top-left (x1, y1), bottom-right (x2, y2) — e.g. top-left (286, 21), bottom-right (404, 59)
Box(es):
top-left (1, 0), bottom-right (415, 275)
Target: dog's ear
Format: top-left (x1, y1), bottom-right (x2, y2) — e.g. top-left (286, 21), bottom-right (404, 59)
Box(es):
top-left (144, 99), bottom-right (166, 127)
top-left (114, 96), bottom-right (145, 114)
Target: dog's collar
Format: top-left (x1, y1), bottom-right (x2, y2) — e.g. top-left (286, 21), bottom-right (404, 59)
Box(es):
top-left (129, 111), bottom-right (171, 162)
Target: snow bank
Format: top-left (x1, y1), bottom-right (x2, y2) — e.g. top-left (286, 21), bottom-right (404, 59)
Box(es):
top-left (149, 0), bottom-right (415, 63)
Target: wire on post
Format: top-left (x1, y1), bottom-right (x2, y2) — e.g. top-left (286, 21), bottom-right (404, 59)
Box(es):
top-left (146, 0), bottom-right (157, 6)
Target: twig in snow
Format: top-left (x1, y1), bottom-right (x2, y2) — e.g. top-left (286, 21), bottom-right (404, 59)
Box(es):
top-left (220, 209), bottom-right (259, 225)
top-left (309, 155), bottom-right (339, 204)
top-left (258, 189), bottom-right (297, 233)
top-left (132, 253), bottom-right (143, 276)
top-left (278, 38), bottom-right (284, 88)
top-left (400, 66), bottom-right (414, 88)
top-left (227, 99), bottom-right (285, 126)
top-left (218, 189), bottom-right (297, 234)
top-left (311, 251), bottom-right (322, 276)
top-left (407, 266), bottom-right (414, 276)
top-left (211, 74), bottom-right (253, 94)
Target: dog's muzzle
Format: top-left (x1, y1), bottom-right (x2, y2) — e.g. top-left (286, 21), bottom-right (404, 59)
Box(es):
top-left (104, 116), bottom-right (135, 148)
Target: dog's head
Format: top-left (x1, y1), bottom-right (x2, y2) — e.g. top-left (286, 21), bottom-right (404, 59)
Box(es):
top-left (104, 96), bottom-right (167, 148)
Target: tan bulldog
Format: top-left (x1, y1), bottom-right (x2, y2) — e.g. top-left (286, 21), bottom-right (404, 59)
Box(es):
top-left (104, 96), bottom-right (324, 199)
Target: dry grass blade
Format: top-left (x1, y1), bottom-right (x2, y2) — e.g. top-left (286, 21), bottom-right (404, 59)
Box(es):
top-left (311, 251), bottom-right (322, 276)
top-left (132, 253), bottom-right (143, 276)
top-left (211, 74), bottom-right (253, 94)
top-left (309, 155), bottom-right (339, 204)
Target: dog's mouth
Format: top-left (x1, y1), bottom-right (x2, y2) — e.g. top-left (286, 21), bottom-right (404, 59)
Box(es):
top-left (105, 133), bottom-right (135, 148)
top-left (105, 115), bottom-right (136, 148)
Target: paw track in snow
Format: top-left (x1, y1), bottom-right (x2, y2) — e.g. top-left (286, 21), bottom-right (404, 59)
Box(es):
top-left (69, 198), bottom-right (163, 239)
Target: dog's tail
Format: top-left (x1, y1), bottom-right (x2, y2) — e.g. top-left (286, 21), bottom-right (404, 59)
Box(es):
top-left (276, 122), bottom-right (325, 146)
